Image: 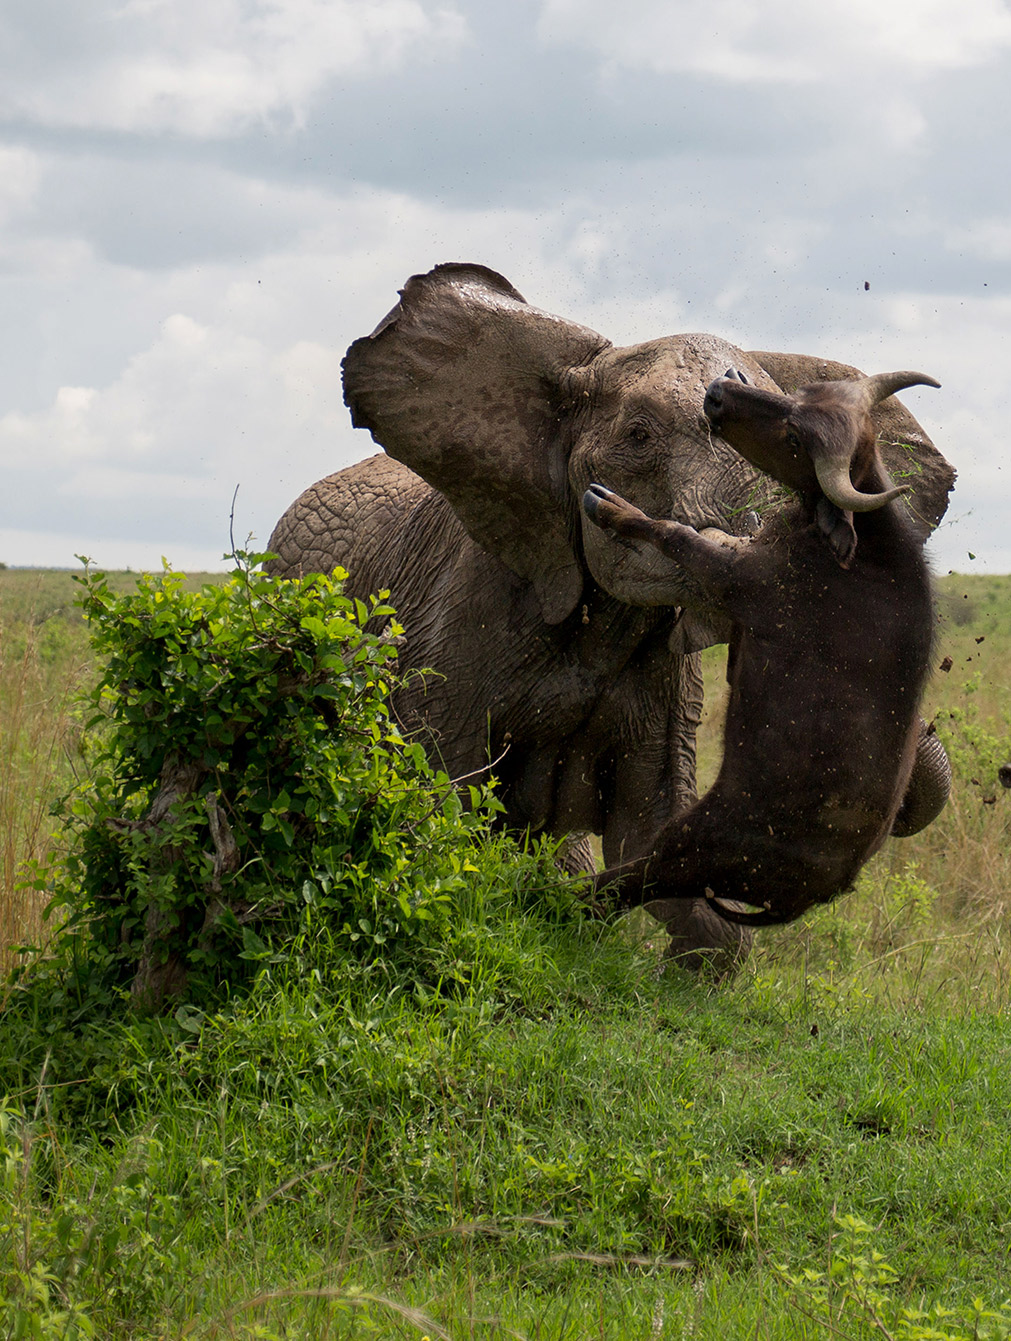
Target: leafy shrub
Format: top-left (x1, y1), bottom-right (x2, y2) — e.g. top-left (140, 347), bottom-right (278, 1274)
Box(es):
top-left (20, 557), bottom-right (579, 1013)
top-left (935, 672), bottom-right (1011, 801)
top-left (776, 1214), bottom-right (1011, 1339)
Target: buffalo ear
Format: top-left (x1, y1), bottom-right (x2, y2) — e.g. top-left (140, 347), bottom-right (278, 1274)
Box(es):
top-left (748, 351), bottom-right (955, 541)
top-left (343, 263), bottom-right (610, 624)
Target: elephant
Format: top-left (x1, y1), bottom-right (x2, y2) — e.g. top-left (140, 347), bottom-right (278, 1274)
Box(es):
top-left (267, 262), bottom-right (954, 971)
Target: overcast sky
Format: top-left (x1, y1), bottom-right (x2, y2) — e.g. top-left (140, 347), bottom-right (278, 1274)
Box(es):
top-left (2, 0), bottom-right (1009, 574)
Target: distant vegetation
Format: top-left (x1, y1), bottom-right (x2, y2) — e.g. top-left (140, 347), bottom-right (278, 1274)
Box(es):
top-left (1, 562), bottom-right (1010, 1338)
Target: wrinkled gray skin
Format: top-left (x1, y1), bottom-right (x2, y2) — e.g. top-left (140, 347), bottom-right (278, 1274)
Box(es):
top-left (268, 263), bottom-right (954, 973)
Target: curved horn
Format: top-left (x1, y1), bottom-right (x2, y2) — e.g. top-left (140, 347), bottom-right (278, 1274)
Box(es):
top-left (706, 896), bottom-right (797, 927)
top-left (857, 370), bottom-right (941, 408)
top-left (813, 457), bottom-right (910, 513)
top-left (812, 369), bottom-right (939, 511)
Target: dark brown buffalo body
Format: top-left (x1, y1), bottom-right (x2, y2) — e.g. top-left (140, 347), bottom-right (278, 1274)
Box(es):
top-left (584, 370), bottom-right (951, 926)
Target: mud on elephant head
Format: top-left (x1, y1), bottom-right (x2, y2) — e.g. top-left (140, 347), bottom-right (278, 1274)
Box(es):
top-left (268, 263), bottom-right (954, 973)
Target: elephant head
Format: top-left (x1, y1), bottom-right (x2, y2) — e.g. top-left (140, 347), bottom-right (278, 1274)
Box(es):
top-left (342, 266), bottom-right (759, 631)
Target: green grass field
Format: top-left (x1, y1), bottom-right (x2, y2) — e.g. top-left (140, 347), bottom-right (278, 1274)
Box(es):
top-left (1, 564), bottom-right (1010, 1339)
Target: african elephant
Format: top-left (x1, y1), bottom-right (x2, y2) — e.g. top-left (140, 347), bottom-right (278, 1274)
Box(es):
top-left (267, 263), bottom-right (954, 970)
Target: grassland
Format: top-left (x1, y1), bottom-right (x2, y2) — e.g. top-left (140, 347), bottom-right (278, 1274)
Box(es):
top-left (1, 564), bottom-right (1011, 1339)
top-left (0, 568), bottom-right (224, 965)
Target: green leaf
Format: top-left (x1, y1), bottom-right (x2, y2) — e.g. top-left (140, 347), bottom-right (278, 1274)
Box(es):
top-left (240, 926), bottom-right (269, 959)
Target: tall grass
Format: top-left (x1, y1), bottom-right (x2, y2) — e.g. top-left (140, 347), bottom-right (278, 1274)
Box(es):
top-left (0, 574), bottom-right (91, 967)
top-left (0, 569), bottom-right (222, 969)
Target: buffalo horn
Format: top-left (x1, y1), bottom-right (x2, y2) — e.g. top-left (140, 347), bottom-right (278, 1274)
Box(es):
top-left (812, 370), bottom-right (940, 513)
top-left (813, 458), bottom-right (910, 513)
top-left (857, 370), bottom-right (941, 407)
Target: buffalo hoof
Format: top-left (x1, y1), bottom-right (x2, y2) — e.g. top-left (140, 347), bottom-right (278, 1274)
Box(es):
top-left (582, 482), bottom-right (618, 525)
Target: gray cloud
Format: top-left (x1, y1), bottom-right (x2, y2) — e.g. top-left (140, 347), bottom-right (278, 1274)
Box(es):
top-left (30, 152), bottom-right (318, 269)
top-left (0, 0), bottom-right (1009, 574)
top-left (0, 0), bottom-right (470, 135)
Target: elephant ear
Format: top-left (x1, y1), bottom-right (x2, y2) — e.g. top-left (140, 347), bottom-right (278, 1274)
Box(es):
top-left (748, 351), bottom-right (955, 541)
top-left (343, 263), bottom-right (611, 624)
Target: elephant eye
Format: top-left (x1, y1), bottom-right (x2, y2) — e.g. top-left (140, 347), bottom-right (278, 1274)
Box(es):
top-left (627, 422), bottom-right (651, 444)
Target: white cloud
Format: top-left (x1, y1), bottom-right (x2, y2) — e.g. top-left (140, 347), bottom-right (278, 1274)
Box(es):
top-left (0, 145), bottom-right (42, 223)
top-left (0, 527), bottom-right (234, 573)
top-left (0, 306), bottom-right (346, 565)
top-left (945, 220), bottom-right (1011, 263)
top-left (0, 1), bottom-right (1008, 579)
top-left (2, 0), bottom-right (469, 137)
top-left (537, 0), bottom-right (1011, 82)
top-left (806, 292), bottom-right (1011, 574)
top-left (4, 166), bottom-right (1009, 569)
top-left (0, 308), bottom-right (340, 471)
top-left (0, 181), bottom-right (688, 567)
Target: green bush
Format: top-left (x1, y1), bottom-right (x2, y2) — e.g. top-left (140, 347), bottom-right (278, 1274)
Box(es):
top-left (20, 557), bottom-right (579, 1014)
top-left (935, 670), bottom-right (1011, 798)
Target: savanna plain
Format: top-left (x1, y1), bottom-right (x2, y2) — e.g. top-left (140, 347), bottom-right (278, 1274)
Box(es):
top-left (2, 562), bottom-right (1011, 1340)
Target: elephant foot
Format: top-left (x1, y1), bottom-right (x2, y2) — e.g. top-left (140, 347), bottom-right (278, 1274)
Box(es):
top-left (644, 896), bottom-right (753, 979)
